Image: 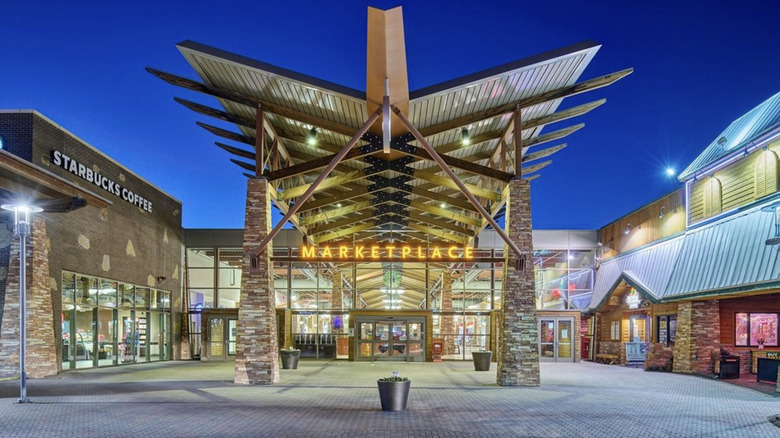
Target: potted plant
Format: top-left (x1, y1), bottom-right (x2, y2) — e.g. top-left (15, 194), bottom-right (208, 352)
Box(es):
top-left (280, 347), bottom-right (301, 369)
top-left (377, 372), bottom-right (410, 412)
top-left (472, 350), bottom-right (492, 371)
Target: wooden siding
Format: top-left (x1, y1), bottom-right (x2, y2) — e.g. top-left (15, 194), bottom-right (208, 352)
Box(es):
top-left (689, 138), bottom-right (780, 225)
top-left (600, 189), bottom-right (685, 259)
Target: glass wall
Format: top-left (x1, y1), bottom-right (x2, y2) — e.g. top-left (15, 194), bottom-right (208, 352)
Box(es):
top-left (186, 247), bottom-right (243, 310)
top-left (533, 249), bottom-right (595, 310)
top-left (61, 271), bottom-right (172, 371)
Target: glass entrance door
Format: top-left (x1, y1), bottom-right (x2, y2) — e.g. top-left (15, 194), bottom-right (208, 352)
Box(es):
top-left (206, 317), bottom-right (238, 361)
top-left (539, 317), bottom-right (574, 362)
top-left (355, 317), bottom-right (425, 361)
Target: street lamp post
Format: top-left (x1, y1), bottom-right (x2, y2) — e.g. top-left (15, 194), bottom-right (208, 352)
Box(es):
top-left (2, 204), bottom-right (42, 404)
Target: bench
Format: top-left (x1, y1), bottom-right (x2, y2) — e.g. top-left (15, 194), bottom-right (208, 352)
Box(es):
top-left (595, 353), bottom-right (619, 365)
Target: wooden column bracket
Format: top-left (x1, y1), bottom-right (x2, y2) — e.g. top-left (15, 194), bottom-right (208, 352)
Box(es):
top-left (249, 107), bottom-right (382, 258)
top-left (513, 106), bottom-right (522, 177)
top-left (255, 104), bottom-right (265, 177)
top-left (391, 105), bottom-right (524, 260)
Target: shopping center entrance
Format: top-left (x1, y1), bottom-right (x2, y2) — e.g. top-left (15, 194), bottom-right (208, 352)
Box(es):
top-left (354, 316), bottom-right (426, 362)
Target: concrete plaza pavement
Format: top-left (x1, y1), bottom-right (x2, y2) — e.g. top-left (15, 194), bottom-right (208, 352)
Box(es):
top-left (0, 360), bottom-right (778, 437)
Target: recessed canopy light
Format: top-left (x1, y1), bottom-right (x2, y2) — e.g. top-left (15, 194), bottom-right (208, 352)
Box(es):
top-left (307, 128), bottom-right (318, 146)
top-left (460, 128), bottom-right (470, 146)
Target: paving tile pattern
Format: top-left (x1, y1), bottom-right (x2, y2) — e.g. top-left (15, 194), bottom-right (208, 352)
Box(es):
top-left (1, 360), bottom-right (778, 437)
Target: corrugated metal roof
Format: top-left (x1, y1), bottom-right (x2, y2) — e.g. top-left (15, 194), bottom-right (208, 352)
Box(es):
top-left (679, 91), bottom-right (780, 180)
top-left (664, 204), bottom-right (780, 298)
top-left (588, 199), bottom-right (780, 309)
top-left (589, 237), bottom-right (683, 310)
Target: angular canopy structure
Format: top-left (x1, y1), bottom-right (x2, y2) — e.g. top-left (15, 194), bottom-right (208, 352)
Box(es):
top-left (149, 6), bottom-right (631, 247)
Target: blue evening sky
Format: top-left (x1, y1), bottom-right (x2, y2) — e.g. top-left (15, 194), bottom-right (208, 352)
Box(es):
top-left (2, 1), bottom-right (779, 230)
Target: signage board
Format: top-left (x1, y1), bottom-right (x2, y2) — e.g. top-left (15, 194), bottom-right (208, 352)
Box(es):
top-left (51, 150), bottom-right (153, 212)
top-left (299, 244), bottom-right (474, 262)
top-left (626, 289), bottom-right (642, 309)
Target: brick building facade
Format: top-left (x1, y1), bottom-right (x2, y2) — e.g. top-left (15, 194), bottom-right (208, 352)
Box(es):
top-left (0, 111), bottom-right (183, 376)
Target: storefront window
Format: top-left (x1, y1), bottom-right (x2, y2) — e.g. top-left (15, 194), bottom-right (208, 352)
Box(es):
top-left (61, 271), bottom-right (171, 370)
top-left (736, 312), bottom-right (779, 346)
top-left (657, 314), bottom-right (677, 346)
top-left (750, 313), bottom-right (778, 346)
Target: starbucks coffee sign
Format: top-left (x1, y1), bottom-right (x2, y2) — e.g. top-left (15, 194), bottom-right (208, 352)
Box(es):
top-left (51, 150), bottom-right (153, 213)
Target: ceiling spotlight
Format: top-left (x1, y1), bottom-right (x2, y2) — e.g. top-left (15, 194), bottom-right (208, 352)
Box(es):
top-left (307, 128), bottom-right (318, 146)
top-left (440, 202), bottom-right (446, 209)
top-left (665, 168), bottom-right (675, 177)
top-left (460, 128), bottom-right (470, 146)
top-left (659, 206), bottom-right (666, 219)
top-left (336, 203), bottom-right (342, 208)
top-left (624, 223), bottom-right (634, 235)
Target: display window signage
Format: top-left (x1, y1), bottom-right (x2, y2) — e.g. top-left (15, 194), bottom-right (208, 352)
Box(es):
top-left (51, 150), bottom-right (153, 213)
top-left (626, 289), bottom-right (642, 309)
top-left (300, 244), bottom-right (474, 261)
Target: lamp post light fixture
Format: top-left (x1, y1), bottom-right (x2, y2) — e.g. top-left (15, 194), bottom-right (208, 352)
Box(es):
top-left (1, 204), bottom-right (43, 404)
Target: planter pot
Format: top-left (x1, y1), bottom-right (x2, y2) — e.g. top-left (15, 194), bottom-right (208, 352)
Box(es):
top-left (377, 380), bottom-right (411, 412)
top-left (472, 351), bottom-right (492, 371)
top-left (280, 350), bottom-right (301, 369)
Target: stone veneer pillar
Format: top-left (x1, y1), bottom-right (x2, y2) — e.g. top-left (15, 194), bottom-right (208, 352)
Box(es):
top-left (234, 178), bottom-right (279, 385)
top-left (673, 300), bottom-right (720, 375)
top-left (440, 271), bottom-right (456, 354)
top-left (496, 178), bottom-right (540, 386)
top-left (331, 271), bottom-right (343, 332)
top-left (0, 217), bottom-right (57, 378)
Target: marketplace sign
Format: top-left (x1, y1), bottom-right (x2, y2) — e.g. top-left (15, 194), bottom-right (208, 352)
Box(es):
top-left (300, 245), bottom-right (475, 261)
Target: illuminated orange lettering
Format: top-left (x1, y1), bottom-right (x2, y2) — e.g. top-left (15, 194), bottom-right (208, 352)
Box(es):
top-left (401, 246), bottom-right (411, 258)
top-left (355, 245), bottom-right (365, 258)
top-left (371, 245), bottom-right (379, 258)
top-left (386, 246), bottom-right (395, 258)
top-left (417, 246), bottom-right (424, 258)
top-left (448, 246), bottom-right (458, 258)
top-left (339, 246), bottom-right (349, 258)
top-left (302, 246), bottom-right (317, 258)
top-left (465, 246), bottom-right (474, 259)
top-left (431, 247), bottom-right (442, 258)
top-left (321, 247), bottom-right (332, 258)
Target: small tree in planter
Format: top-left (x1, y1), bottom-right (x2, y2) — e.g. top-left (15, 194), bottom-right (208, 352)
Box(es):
top-left (377, 372), bottom-right (410, 411)
top-left (280, 347), bottom-right (301, 369)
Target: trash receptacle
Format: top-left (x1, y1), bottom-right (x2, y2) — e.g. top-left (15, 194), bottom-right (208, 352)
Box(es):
top-left (719, 354), bottom-right (740, 379)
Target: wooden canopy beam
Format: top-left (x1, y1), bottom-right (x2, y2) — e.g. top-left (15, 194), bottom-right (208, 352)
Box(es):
top-left (393, 105), bottom-right (524, 259)
top-left (251, 108), bottom-right (382, 258)
top-left (366, 6), bottom-right (409, 137)
top-left (523, 143), bottom-right (567, 163)
top-left (407, 200), bottom-right (480, 227)
top-left (307, 211), bottom-right (374, 235)
top-left (407, 223), bottom-right (468, 244)
top-left (314, 222), bottom-right (376, 244)
top-left (300, 200), bottom-right (374, 226)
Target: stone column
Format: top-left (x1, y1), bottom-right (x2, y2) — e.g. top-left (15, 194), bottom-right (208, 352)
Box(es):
top-left (234, 178), bottom-right (279, 385)
top-left (673, 300), bottom-right (720, 374)
top-left (496, 178), bottom-right (540, 386)
top-left (0, 217), bottom-right (57, 378)
top-left (439, 271), bottom-right (457, 354)
top-left (331, 271), bottom-right (342, 332)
